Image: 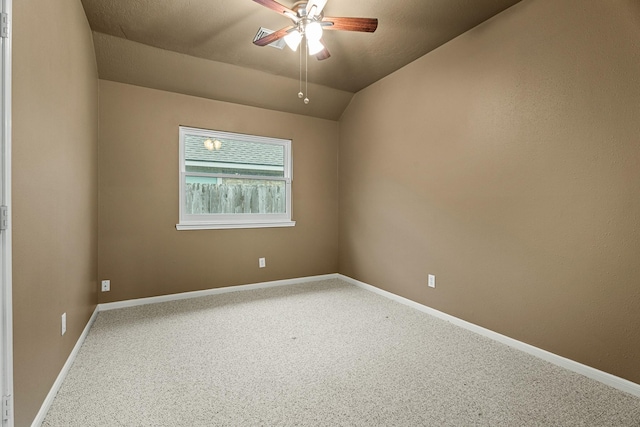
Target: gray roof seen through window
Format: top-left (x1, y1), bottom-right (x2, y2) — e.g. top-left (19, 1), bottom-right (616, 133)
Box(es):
top-left (184, 134), bottom-right (284, 167)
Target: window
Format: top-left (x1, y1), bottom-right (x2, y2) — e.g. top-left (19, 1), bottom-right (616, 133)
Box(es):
top-left (177, 126), bottom-right (294, 230)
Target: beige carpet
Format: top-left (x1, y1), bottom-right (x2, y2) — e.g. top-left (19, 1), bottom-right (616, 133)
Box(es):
top-left (43, 279), bottom-right (640, 426)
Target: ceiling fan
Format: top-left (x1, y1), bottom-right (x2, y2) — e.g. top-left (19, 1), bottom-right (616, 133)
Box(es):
top-left (252, 0), bottom-right (378, 61)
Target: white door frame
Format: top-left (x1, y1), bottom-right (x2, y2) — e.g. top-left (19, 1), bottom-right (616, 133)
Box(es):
top-left (0, 0), bottom-right (12, 425)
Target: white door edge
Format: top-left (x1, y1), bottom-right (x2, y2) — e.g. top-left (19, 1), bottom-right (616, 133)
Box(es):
top-left (0, 0), bottom-right (13, 425)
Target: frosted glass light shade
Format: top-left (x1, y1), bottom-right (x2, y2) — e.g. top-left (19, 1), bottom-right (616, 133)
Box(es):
top-left (305, 21), bottom-right (323, 42)
top-left (284, 30), bottom-right (302, 51)
top-left (307, 38), bottom-right (325, 55)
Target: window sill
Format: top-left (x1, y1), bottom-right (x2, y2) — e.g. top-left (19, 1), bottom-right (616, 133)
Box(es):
top-left (176, 220), bottom-right (296, 231)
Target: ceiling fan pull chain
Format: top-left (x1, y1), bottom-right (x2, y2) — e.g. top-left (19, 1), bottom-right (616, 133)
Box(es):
top-left (304, 38), bottom-right (310, 104)
top-left (298, 35), bottom-right (303, 99)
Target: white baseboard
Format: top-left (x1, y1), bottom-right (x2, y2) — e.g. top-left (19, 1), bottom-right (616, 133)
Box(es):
top-left (33, 274), bottom-right (339, 425)
top-left (34, 272), bottom-right (639, 427)
top-left (98, 273), bottom-right (340, 311)
top-left (338, 274), bottom-right (640, 399)
top-left (31, 306), bottom-right (99, 427)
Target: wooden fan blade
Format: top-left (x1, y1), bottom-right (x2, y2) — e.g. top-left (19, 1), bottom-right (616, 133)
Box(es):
top-left (322, 17), bottom-right (378, 33)
top-left (315, 43), bottom-right (331, 61)
top-left (253, 26), bottom-right (294, 46)
top-left (252, 0), bottom-right (296, 17)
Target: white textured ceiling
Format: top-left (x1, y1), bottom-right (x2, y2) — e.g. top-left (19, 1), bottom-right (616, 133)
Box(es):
top-left (81, 0), bottom-right (522, 119)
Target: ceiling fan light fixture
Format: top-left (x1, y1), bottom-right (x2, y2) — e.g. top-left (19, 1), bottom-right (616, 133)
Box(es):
top-left (305, 21), bottom-right (323, 42)
top-left (283, 11), bottom-right (299, 22)
top-left (284, 30), bottom-right (302, 51)
top-left (252, 0), bottom-right (378, 103)
top-left (307, 38), bottom-right (324, 55)
top-left (307, 0), bottom-right (328, 19)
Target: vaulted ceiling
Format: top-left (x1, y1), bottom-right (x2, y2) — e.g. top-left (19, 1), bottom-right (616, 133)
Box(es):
top-left (81, 0), bottom-right (522, 120)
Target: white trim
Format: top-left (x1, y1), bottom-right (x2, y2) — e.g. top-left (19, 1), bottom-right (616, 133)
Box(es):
top-left (338, 274), bottom-right (640, 399)
top-left (98, 274), bottom-right (339, 311)
top-left (175, 220), bottom-right (296, 231)
top-left (31, 307), bottom-right (99, 427)
top-left (180, 127), bottom-right (291, 146)
top-left (185, 172), bottom-right (288, 181)
top-left (0, 1), bottom-right (12, 425)
top-left (178, 126), bottom-right (294, 231)
top-left (185, 160), bottom-right (284, 173)
top-left (32, 275), bottom-right (339, 424)
top-left (34, 273), bottom-right (640, 426)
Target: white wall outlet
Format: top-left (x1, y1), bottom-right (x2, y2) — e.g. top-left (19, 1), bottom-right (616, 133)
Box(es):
top-left (61, 313), bottom-right (67, 336)
top-left (101, 280), bottom-right (111, 292)
top-left (259, 257), bottom-right (266, 268)
top-left (428, 274), bottom-right (436, 288)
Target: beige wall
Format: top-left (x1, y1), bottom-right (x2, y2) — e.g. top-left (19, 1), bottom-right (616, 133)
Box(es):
top-left (338, 0), bottom-right (640, 384)
top-left (12, 1), bottom-right (98, 425)
top-left (10, 1), bottom-right (640, 424)
top-left (98, 81), bottom-right (338, 303)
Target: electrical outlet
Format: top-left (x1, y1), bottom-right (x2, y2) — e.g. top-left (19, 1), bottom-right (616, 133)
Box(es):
top-left (259, 257), bottom-right (266, 268)
top-left (428, 274), bottom-right (436, 288)
top-left (101, 280), bottom-right (110, 292)
top-left (61, 313), bottom-right (66, 336)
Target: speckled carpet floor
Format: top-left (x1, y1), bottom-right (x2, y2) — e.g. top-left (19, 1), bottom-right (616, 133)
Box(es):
top-left (43, 278), bottom-right (640, 426)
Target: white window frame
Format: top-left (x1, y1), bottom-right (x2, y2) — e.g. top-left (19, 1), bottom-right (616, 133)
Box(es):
top-left (176, 126), bottom-right (295, 230)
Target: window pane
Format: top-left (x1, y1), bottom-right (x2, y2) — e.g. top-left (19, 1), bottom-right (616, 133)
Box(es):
top-left (185, 176), bottom-right (286, 214)
top-left (178, 126), bottom-right (294, 229)
top-left (184, 134), bottom-right (285, 177)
